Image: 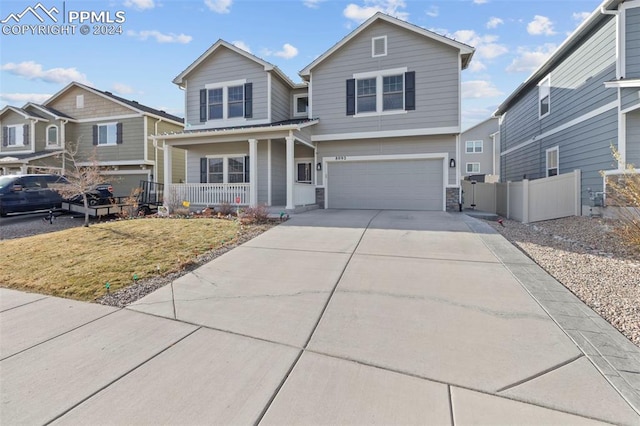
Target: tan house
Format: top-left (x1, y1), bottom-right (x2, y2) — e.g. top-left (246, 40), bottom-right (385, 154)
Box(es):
top-left (0, 82), bottom-right (185, 197)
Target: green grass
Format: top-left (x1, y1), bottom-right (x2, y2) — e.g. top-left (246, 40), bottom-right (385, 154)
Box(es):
top-left (0, 218), bottom-right (240, 301)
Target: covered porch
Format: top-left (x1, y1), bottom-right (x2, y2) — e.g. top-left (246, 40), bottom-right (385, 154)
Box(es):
top-left (155, 119), bottom-right (318, 211)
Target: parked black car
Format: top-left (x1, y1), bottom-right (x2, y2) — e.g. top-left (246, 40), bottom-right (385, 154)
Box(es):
top-left (0, 174), bottom-right (68, 216)
top-left (68, 183), bottom-right (115, 206)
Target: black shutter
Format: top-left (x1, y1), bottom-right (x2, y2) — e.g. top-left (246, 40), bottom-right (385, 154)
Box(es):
top-left (244, 83), bottom-right (253, 118)
top-left (2, 126), bottom-right (7, 146)
top-left (23, 124), bottom-right (29, 145)
top-left (116, 123), bottom-right (123, 144)
top-left (199, 89), bottom-right (207, 122)
top-left (92, 125), bottom-right (98, 145)
top-left (405, 71), bottom-right (415, 111)
top-left (244, 156), bottom-right (250, 183)
top-left (346, 79), bottom-right (356, 116)
top-left (200, 158), bottom-right (207, 183)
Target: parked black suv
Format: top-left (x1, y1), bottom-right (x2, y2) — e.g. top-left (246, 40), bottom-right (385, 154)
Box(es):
top-left (0, 174), bottom-right (68, 216)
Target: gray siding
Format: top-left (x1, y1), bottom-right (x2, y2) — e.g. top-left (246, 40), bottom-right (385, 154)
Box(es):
top-left (621, 88), bottom-right (640, 110)
top-left (311, 20), bottom-right (460, 136)
top-left (316, 135), bottom-right (456, 186)
top-left (257, 141), bottom-right (268, 203)
top-left (626, 7), bottom-right (640, 79)
top-left (627, 110), bottom-right (640, 166)
top-left (271, 75), bottom-right (291, 123)
top-left (66, 117), bottom-right (145, 162)
top-left (271, 140), bottom-right (286, 205)
top-left (460, 118), bottom-right (499, 176)
top-left (184, 47), bottom-right (268, 127)
top-left (502, 109), bottom-right (618, 206)
top-left (501, 17), bottom-right (616, 152)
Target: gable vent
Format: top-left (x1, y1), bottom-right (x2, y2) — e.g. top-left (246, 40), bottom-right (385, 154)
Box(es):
top-left (372, 36), bottom-right (387, 57)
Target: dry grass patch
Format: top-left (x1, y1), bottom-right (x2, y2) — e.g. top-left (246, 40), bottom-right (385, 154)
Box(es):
top-left (0, 218), bottom-right (239, 301)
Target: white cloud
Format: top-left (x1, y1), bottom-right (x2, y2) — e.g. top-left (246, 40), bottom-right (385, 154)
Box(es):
top-left (473, 0), bottom-right (488, 4)
top-left (450, 30), bottom-right (508, 60)
top-left (486, 17), bottom-right (503, 29)
top-left (506, 43), bottom-right (557, 73)
top-left (426, 6), bottom-right (438, 17)
top-left (1, 61), bottom-right (90, 85)
top-left (112, 83), bottom-right (134, 94)
top-left (204, 0), bottom-right (232, 13)
top-left (0, 93), bottom-right (52, 104)
top-left (462, 80), bottom-right (503, 99)
top-left (124, 0), bottom-right (155, 10)
top-left (468, 60), bottom-right (486, 72)
top-left (303, 0), bottom-right (325, 8)
top-left (127, 30), bottom-right (192, 44)
top-left (232, 40), bottom-right (252, 53)
top-left (274, 43), bottom-right (299, 59)
top-left (343, 0), bottom-right (408, 23)
top-left (527, 15), bottom-right (556, 36)
top-left (572, 11), bottom-right (590, 24)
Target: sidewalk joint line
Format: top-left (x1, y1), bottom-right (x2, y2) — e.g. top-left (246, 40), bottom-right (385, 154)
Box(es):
top-left (0, 295), bottom-right (49, 313)
top-left (43, 326), bottom-right (202, 426)
top-left (496, 354), bottom-right (584, 393)
top-left (448, 385), bottom-right (455, 426)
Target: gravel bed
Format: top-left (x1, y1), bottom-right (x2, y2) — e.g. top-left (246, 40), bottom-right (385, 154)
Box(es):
top-left (0, 212), bottom-right (102, 240)
top-left (488, 216), bottom-right (640, 346)
top-left (96, 222), bottom-right (276, 307)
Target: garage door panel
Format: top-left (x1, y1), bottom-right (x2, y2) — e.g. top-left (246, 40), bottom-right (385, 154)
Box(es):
top-left (328, 159), bottom-right (443, 210)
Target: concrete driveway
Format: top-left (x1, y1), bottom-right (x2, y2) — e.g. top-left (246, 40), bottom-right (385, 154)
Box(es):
top-left (1, 210), bottom-right (639, 425)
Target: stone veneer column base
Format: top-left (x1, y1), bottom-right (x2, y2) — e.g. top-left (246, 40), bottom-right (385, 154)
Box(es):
top-left (315, 187), bottom-right (325, 209)
top-left (446, 187), bottom-right (460, 212)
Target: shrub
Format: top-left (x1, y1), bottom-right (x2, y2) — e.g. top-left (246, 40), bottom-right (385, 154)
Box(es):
top-left (240, 204), bottom-right (270, 224)
top-left (116, 187), bottom-right (142, 219)
top-left (603, 149), bottom-right (640, 249)
top-left (218, 202), bottom-right (234, 216)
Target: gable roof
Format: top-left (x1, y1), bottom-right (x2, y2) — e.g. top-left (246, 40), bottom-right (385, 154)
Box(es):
top-left (299, 12), bottom-right (475, 79)
top-left (172, 39), bottom-right (300, 89)
top-left (43, 82), bottom-right (184, 125)
top-left (24, 103), bottom-right (75, 121)
top-left (495, 0), bottom-right (622, 115)
top-left (0, 105), bottom-right (49, 121)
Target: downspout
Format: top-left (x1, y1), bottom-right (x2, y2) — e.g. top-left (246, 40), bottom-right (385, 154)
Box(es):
top-left (60, 119), bottom-right (68, 174)
top-left (154, 118), bottom-right (164, 183)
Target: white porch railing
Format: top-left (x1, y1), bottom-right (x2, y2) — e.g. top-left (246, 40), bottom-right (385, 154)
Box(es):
top-left (168, 183), bottom-right (250, 206)
top-left (294, 183), bottom-right (316, 206)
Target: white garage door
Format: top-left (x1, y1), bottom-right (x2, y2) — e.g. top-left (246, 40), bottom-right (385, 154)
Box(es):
top-left (327, 158), bottom-right (444, 210)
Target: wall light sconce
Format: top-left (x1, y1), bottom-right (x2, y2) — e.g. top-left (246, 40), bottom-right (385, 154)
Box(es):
top-left (449, 158), bottom-right (456, 168)
top-left (316, 162), bottom-right (322, 171)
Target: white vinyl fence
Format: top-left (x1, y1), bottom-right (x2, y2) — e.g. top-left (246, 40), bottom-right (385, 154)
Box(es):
top-left (462, 170), bottom-right (581, 223)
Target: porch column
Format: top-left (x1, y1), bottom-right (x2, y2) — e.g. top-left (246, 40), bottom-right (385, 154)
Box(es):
top-left (286, 136), bottom-right (295, 210)
top-left (163, 141), bottom-right (172, 192)
top-left (249, 138), bottom-right (258, 207)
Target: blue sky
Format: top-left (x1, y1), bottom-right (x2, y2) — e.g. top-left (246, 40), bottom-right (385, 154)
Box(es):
top-left (1, 0), bottom-right (603, 129)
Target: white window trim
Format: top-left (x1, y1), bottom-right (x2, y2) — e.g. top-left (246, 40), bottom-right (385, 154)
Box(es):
top-left (465, 140), bottom-right (483, 154)
top-left (205, 154), bottom-right (247, 184)
top-left (546, 146), bottom-right (559, 177)
top-left (46, 124), bottom-right (59, 146)
top-left (205, 79), bottom-right (247, 122)
top-left (353, 67), bottom-right (408, 117)
top-left (97, 122), bottom-right (118, 146)
top-left (372, 35), bottom-right (387, 57)
top-left (466, 162), bottom-right (480, 173)
top-left (293, 94), bottom-right (309, 118)
top-left (295, 157), bottom-right (313, 184)
top-left (539, 74), bottom-right (551, 119)
top-left (6, 125), bottom-right (24, 146)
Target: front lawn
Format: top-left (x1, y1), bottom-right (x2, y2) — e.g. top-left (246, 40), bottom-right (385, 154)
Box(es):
top-left (0, 218), bottom-right (241, 301)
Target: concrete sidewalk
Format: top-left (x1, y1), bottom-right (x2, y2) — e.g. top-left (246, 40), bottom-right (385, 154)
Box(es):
top-left (1, 210), bottom-right (639, 425)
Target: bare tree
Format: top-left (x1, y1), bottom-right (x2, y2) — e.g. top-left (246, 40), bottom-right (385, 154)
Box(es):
top-left (49, 139), bottom-right (106, 227)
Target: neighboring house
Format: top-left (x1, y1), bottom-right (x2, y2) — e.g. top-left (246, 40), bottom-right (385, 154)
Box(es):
top-left (494, 0), bottom-right (640, 213)
top-left (460, 117), bottom-right (500, 182)
top-left (155, 12), bottom-right (474, 211)
top-left (0, 82), bottom-right (185, 198)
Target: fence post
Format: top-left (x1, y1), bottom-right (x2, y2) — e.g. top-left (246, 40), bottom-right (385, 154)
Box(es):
top-left (522, 179), bottom-right (530, 223)
top-left (574, 169), bottom-right (581, 217)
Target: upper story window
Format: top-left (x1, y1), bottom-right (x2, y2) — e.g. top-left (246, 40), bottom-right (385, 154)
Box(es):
top-left (293, 94), bottom-right (309, 117)
top-left (2, 125), bottom-right (26, 147)
top-left (92, 123), bottom-right (123, 146)
top-left (372, 36), bottom-right (387, 57)
top-left (47, 125), bottom-right (58, 145)
top-left (465, 140), bottom-right (483, 153)
top-left (539, 75), bottom-right (551, 118)
top-left (200, 80), bottom-right (253, 122)
top-left (546, 146), bottom-right (559, 177)
top-left (347, 68), bottom-right (415, 117)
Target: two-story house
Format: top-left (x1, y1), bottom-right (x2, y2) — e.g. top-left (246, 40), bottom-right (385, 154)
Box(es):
top-left (155, 12), bottom-right (474, 211)
top-left (460, 117), bottom-right (500, 182)
top-left (494, 0), bottom-right (640, 214)
top-left (0, 82), bottom-right (185, 198)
